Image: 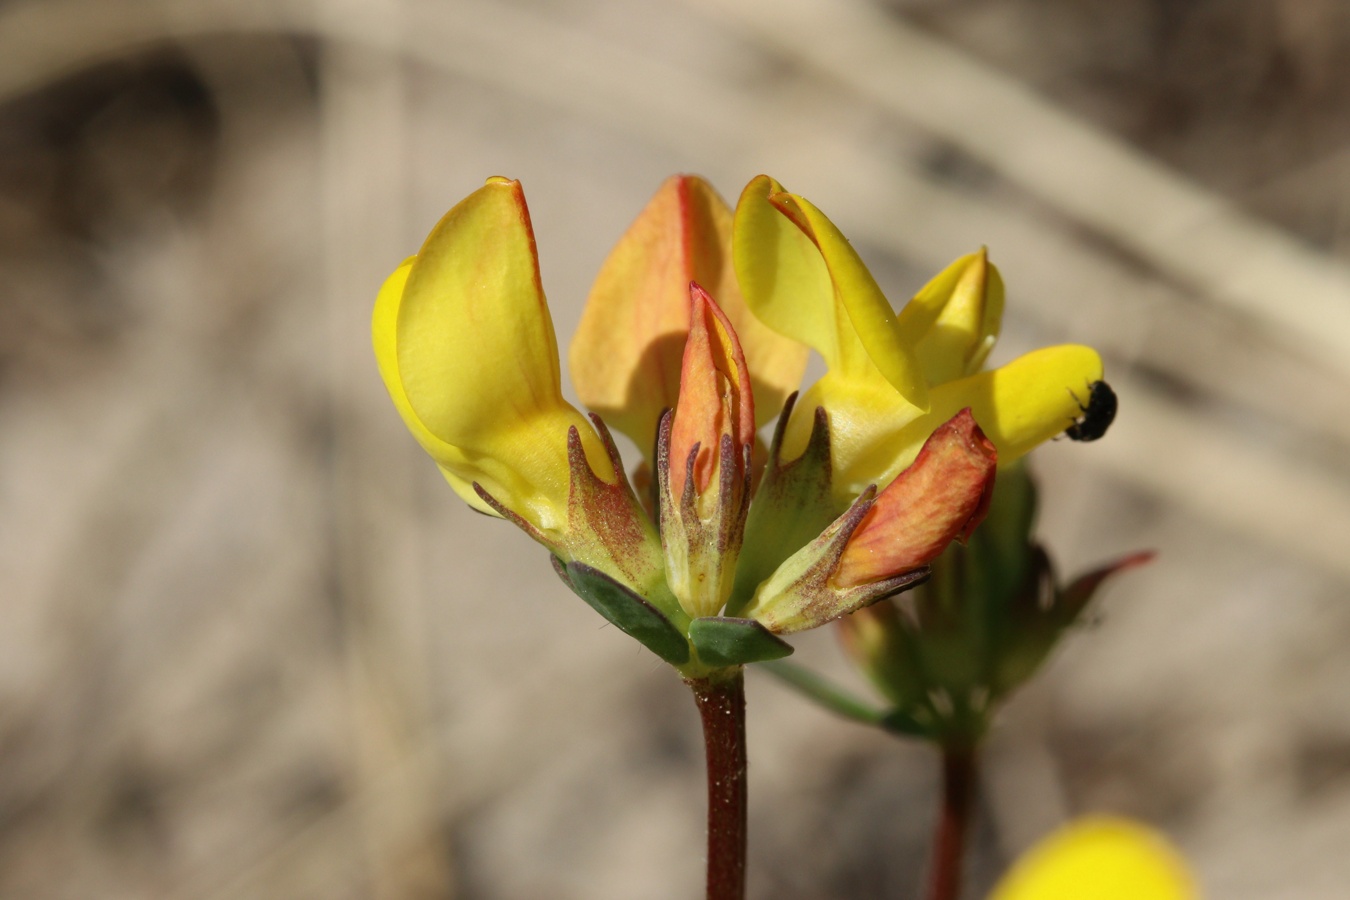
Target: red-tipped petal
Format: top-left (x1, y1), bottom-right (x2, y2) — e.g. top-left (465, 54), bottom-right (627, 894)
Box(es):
top-left (572, 175), bottom-right (806, 457)
top-left (668, 283), bottom-right (755, 501)
top-left (834, 409), bottom-right (997, 588)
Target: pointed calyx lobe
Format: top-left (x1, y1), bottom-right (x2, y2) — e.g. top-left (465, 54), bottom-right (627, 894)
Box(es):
top-left (659, 284), bottom-right (756, 620)
top-left (727, 392), bottom-right (836, 615)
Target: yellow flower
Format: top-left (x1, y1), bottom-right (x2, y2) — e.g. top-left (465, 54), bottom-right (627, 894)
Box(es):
top-left (991, 817), bottom-right (1198, 900)
top-left (375, 173), bottom-right (1115, 672)
top-left (733, 175), bottom-right (1103, 507)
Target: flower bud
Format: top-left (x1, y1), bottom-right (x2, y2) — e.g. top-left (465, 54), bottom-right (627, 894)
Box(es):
top-left (657, 284), bottom-right (755, 619)
top-left (833, 462), bottom-right (1154, 743)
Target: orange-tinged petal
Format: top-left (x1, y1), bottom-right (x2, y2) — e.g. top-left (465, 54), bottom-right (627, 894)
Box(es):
top-left (571, 175), bottom-right (806, 454)
top-left (393, 177), bottom-right (613, 531)
top-left (660, 285), bottom-right (756, 619)
top-left (669, 284), bottom-right (755, 502)
top-left (739, 484), bottom-right (930, 635)
top-left (834, 409), bottom-right (997, 588)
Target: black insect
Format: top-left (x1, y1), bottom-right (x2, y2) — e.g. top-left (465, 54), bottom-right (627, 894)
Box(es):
top-left (1064, 380), bottom-right (1117, 442)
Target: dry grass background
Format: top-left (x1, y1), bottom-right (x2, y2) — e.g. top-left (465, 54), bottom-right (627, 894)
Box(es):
top-left (1, 0), bottom-right (1349, 897)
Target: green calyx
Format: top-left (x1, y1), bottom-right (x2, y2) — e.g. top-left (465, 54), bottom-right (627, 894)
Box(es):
top-left (688, 617), bottom-right (793, 667)
top-left (554, 559), bottom-right (690, 665)
top-left (727, 394), bottom-right (838, 616)
top-left (553, 559), bottom-right (797, 676)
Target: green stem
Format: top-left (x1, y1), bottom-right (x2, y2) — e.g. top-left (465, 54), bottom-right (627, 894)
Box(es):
top-left (926, 744), bottom-right (977, 900)
top-left (687, 668), bottom-right (747, 900)
top-left (758, 659), bottom-right (887, 726)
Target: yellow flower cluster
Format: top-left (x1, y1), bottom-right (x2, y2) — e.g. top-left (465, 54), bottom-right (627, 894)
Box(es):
top-left (373, 174), bottom-right (1102, 672)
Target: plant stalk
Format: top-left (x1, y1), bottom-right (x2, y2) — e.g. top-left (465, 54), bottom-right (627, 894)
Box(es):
top-left (926, 744), bottom-right (977, 900)
top-left (688, 668), bottom-right (748, 900)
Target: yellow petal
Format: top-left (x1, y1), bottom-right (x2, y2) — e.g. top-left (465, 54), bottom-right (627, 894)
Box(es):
top-left (733, 175), bottom-right (928, 411)
top-left (900, 249), bottom-right (1005, 384)
top-left (906, 344), bottom-right (1104, 467)
top-left (786, 192), bottom-right (929, 410)
top-left (393, 177), bottom-right (612, 530)
top-left (374, 258), bottom-right (496, 515)
top-left (734, 175), bottom-right (843, 368)
top-left (786, 345), bottom-right (1101, 507)
top-left (571, 176), bottom-right (806, 454)
top-left (990, 817), bottom-right (1198, 900)
top-left (780, 370), bottom-right (919, 507)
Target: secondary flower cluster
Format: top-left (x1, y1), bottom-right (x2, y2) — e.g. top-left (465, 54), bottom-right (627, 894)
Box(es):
top-left (374, 174), bottom-right (1103, 677)
top-left (837, 461), bottom-right (1153, 743)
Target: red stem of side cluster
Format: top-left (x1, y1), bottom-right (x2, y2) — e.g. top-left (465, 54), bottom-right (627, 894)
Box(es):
top-left (926, 745), bottom-right (977, 900)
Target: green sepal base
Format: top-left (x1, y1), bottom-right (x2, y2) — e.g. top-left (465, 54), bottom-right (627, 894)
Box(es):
top-left (727, 396), bottom-right (836, 617)
top-left (758, 659), bottom-right (885, 726)
top-left (689, 617), bottom-right (793, 667)
top-left (554, 559), bottom-right (690, 665)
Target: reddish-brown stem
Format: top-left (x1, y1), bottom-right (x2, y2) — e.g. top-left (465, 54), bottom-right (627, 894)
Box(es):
top-left (926, 745), bottom-right (977, 900)
top-left (688, 668), bottom-right (747, 900)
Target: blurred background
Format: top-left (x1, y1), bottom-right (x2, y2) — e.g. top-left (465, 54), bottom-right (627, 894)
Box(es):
top-left (2, 0), bottom-right (1349, 896)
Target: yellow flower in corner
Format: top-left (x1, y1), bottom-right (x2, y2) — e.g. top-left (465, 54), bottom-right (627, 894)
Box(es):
top-left (991, 817), bottom-right (1198, 900)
